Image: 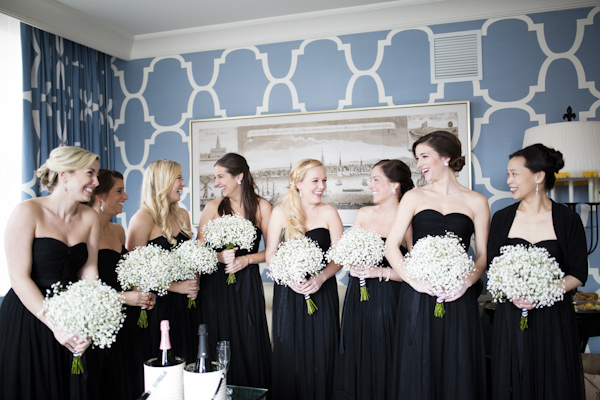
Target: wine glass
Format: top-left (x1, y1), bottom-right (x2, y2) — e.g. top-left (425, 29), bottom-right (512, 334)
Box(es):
top-left (217, 341), bottom-right (233, 396)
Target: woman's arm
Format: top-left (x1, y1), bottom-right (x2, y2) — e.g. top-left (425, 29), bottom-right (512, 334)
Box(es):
top-left (79, 205), bottom-right (100, 282)
top-left (265, 206), bottom-right (285, 265)
top-left (125, 209), bottom-right (154, 251)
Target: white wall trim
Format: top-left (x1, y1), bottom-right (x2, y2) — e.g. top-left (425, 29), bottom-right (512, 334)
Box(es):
top-left (1, 0), bottom-right (597, 60)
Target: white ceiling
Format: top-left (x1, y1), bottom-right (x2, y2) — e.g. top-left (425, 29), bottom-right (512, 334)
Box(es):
top-left (0, 0), bottom-right (596, 60)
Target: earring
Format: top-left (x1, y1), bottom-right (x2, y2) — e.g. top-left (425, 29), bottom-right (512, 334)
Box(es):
top-left (237, 180), bottom-right (242, 185)
top-left (298, 191), bottom-right (303, 198)
top-left (100, 200), bottom-right (104, 212)
top-left (443, 160), bottom-right (449, 167)
top-left (391, 188), bottom-right (397, 195)
top-left (535, 182), bottom-right (539, 195)
top-left (64, 182), bottom-right (67, 193)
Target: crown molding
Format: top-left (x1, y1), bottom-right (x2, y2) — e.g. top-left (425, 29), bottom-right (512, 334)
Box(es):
top-left (1, 0), bottom-right (597, 61)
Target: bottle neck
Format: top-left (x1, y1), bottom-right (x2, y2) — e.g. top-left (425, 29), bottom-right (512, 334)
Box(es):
top-left (160, 329), bottom-right (171, 351)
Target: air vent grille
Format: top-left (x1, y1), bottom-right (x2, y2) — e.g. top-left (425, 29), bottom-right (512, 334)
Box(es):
top-left (431, 31), bottom-right (482, 83)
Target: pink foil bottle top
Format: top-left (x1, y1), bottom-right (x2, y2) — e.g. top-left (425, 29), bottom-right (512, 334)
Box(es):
top-left (160, 320), bottom-right (171, 350)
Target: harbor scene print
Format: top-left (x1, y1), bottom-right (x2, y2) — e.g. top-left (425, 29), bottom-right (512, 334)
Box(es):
top-left (190, 103), bottom-right (469, 225)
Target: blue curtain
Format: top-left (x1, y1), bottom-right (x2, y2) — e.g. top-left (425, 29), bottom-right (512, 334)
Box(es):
top-left (20, 23), bottom-right (114, 199)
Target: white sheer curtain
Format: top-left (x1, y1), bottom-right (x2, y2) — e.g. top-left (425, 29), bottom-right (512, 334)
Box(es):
top-left (0, 14), bottom-right (23, 296)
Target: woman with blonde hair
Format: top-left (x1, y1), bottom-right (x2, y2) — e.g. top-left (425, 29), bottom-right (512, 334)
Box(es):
top-left (198, 153), bottom-right (272, 390)
top-left (126, 159), bottom-right (198, 363)
top-left (0, 146), bottom-right (100, 400)
top-left (266, 158), bottom-right (343, 400)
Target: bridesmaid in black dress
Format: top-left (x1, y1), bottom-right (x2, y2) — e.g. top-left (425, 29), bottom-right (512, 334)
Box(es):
top-left (0, 146), bottom-right (101, 400)
top-left (197, 153), bottom-right (272, 389)
top-left (126, 160), bottom-right (198, 364)
top-left (385, 131), bottom-right (490, 400)
top-left (488, 144), bottom-right (586, 400)
top-left (266, 158), bottom-right (344, 400)
top-left (86, 169), bottom-right (156, 400)
top-left (334, 159), bottom-right (414, 400)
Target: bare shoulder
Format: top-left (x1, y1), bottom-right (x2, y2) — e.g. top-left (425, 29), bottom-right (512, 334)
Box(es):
top-left (8, 199), bottom-right (43, 227)
top-left (129, 207), bottom-right (154, 229)
top-left (111, 222), bottom-right (126, 244)
top-left (354, 205), bottom-right (375, 226)
top-left (258, 198), bottom-right (272, 213)
top-left (202, 198), bottom-right (222, 217)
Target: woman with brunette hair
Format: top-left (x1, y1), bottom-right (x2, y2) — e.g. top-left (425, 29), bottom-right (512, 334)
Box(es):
top-left (198, 153), bottom-right (272, 389)
top-left (86, 169), bottom-right (155, 400)
top-left (386, 131), bottom-right (489, 399)
top-left (488, 144), bottom-right (586, 400)
top-left (335, 159), bottom-right (414, 400)
top-left (126, 160), bottom-right (198, 363)
top-left (266, 158), bottom-right (343, 400)
top-left (0, 146), bottom-right (100, 400)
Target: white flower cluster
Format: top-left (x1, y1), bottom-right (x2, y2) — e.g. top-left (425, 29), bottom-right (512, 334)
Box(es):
top-left (203, 214), bottom-right (257, 251)
top-left (405, 232), bottom-right (475, 296)
top-left (170, 240), bottom-right (219, 279)
top-left (116, 244), bottom-right (173, 296)
top-left (42, 280), bottom-right (126, 349)
top-left (326, 226), bottom-right (385, 271)
top-left (487, 244), bottom-right (565, 308)
top-left (267, 236), bottom-right (325, 286)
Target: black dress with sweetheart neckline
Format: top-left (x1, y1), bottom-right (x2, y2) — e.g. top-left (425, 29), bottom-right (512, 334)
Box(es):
top-left (391, 209), bottom-right (487, 400)
top-left (147, 232), bottom-right (199, 364)
top-left (86, 246), bottom-right (147, 400)
top-left (334, 239), bottom-right (405, 400)
top-left (271, 228), bottom-right (340, 400)
top-left (0, 238), bottom-right (88, 400)
top-left (490, 237), bottom-right (584, 400)
top-left (199, 227), bottom-right (271, 390)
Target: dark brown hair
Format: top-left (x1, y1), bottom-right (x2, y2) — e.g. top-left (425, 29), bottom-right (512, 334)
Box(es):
top-left (510, 143), bottom-right (564, 190)
top-left (373, 159), bottom-right (415, 200)
top-left (412, 130), bottom-right (465, 172)
top-left (88, 169), bottom-right (123, 207)
top-left (215, 153), bottom-right (261, 226)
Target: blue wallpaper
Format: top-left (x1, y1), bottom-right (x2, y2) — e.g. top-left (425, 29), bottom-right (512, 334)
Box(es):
top-left (111, 7), bottom-right (600, 348)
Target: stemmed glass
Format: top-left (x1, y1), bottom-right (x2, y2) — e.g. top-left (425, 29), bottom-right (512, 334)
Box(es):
top-left (217, 340), bottom-right (233, 397)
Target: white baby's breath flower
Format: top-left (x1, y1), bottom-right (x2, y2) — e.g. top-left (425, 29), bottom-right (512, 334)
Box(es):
top-left (203, 214), bottom-right (257, 251)
top-left (326, 226), bottom-right (385, 270)
top-left (170, 240), bottom-right (219, 279)
top-left (405, 232), bottom-right (475, 297)
top-left (116, 244), bottom-right (173, 296)
top-left (487, 244), bottom-right (565, 308)
top-left (42, 280), bottom-right (126, 350)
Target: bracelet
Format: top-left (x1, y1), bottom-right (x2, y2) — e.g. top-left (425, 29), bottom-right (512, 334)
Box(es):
top-left (244, 255), bottom-right (250, 266)
top-left (379, 268), bottom-right (383, 282)
top-left (385, 267), bottom-right (391, 282)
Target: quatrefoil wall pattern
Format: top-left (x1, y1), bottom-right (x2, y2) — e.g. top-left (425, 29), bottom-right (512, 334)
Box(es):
top-left (111, 7), bottom-right (600, 294)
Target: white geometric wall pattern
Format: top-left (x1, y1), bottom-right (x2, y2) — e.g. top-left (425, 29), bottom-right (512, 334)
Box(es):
top-left (111, 5), bottom-right (600, 345)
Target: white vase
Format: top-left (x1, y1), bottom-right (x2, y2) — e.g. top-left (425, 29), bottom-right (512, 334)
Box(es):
top-left (183, 363), bottom-right (227, 400)
top-left (143, 357), bottom-right (185, 400)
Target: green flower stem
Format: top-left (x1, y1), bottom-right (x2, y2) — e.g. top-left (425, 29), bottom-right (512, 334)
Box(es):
top-left (305, 294), bottom-right (318, 315)
top-left (71, 356), bottom-right (84, 375)
top-left (520, 309), bottom-right (528, 331)
top-left (434, 299), bottom-right (445, 318)
top-left (359, 278), bottom-right (370, 302)
top-left (188, 298), bottom-right (197, 309)
top-left (137, 308), bottom-right (148, 328)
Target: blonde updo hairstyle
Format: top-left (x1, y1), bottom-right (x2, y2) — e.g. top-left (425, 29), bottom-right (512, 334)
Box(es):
top-left (36, 146), bottom-right (99, 192)
top-left (280, 158), bottom-right (324, 241)
top-left (140, 160), bottom-right (192, 245)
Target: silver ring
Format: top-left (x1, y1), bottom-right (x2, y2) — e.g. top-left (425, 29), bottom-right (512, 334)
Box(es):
top-left (73, 351), bottom-right (80, 357)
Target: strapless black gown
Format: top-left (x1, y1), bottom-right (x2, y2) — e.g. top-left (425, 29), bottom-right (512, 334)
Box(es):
top-left (491, 238), bottom-right (584, 400)
top-left (0, 238), bottom-right (88, 400)
top-left (334, 240), bottom-right (405, 400)
top-left (86, 246), bottom-right (147, 400)
top-left (271, 228), bottom-right (340, 400)
top-left (199, 227), bottom-right (271, 389)
top-left (391, 210), bottom-right (486, 400)
top-left (147, 232), bottom-right (199, 364)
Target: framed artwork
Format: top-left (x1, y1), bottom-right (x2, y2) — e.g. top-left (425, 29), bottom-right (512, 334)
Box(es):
top-left (189, 101), bottom-right (471, 226)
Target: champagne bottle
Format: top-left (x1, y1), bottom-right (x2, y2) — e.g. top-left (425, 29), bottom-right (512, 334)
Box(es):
top-left (157, 320), bottom-right (176, 367)
top-left (195, 324), bottom-right (213, 373)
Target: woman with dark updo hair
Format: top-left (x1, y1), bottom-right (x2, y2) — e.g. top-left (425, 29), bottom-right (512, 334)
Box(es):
top-left (488, 143), bottom-right (586, 400)
top-left (335, 159), bottom-right (414, 400)
top-left (198, 153), bottom-right (272, 390)
top-left (385, 131), bottom-right (490, 399)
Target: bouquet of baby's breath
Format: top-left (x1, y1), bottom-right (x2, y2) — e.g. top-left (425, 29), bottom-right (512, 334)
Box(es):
top-left (203, 214), bottom-right (257, 285)
top-left (170, 240), bottom-right (218, 308)
top-left (487, 244), bottom-right (565, 331)
top-left (41, 280), bottom-right (125, 374)
top-left (404, 232), bottom-right (474, 318)
top-left (326, 227), bottom-right (385, 301)
top-left (268, 236), bottom-right (325, 315)
top-left (116, 244), bottom-right (173, 328)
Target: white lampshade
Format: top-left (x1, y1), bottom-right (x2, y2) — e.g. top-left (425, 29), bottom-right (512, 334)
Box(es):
top-left (523, 121), bottom-right (600, 177)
